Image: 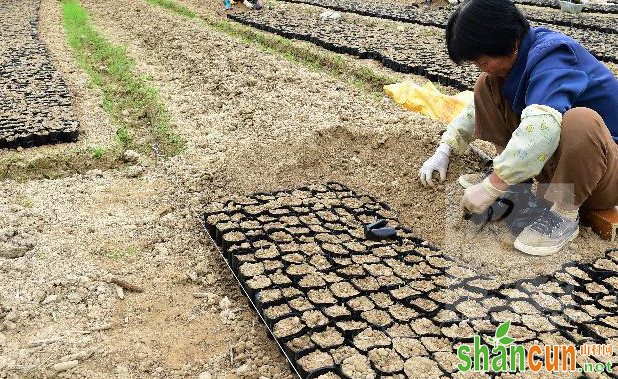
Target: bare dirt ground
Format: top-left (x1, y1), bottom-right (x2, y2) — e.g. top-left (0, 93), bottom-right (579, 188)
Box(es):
top-left (0, 0), bottom-right (615, 378)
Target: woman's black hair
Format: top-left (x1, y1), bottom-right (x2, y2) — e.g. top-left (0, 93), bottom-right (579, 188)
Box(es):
top-left (446, 0), bottom-right (530, 64)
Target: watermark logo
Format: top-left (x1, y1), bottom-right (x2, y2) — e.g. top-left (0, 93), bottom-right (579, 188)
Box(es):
top-left (457, 320), bottom-right (614, 374)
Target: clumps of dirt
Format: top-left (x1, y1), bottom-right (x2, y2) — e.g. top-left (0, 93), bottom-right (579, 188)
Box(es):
top-left (288, 297), bottom-right (314, 313)
top-left (271, 231), bottom-right (294, 242)
top-left (311, 327), bottom-right (345, 349)
top-left (287, 263), bottom-right (316, 276)
top-left (363, 263), bottom-right (393, 277)
top-left (388, 303), bottom-right (417, 323)
top-left (403, 356), bottom-right (443, 378)
top-left (270, 271), bottom-right (293, 286)
top-left (316, 372), bottom-right (342, 379)
top-left (299, 274), bottom-right (327, 289)
top-left (441, 322), bottom-right (474, 339)
top-left (392, 338), bottom-right (427, 359)
top-left (353, 328), bottom-right (390, 352)
top-left (258, 289), bottom-right (283, 308)
top-left (351, 277), bottom-right (380, 292)
top-left (0, 204), bottom-right (41, 258)
top-left (411, 318), bottom-right (440, 335)
top-left (391, 286), bottom-right (420, 300)
top-left (347, 296), bottom-right (375, 313)
top-left (246, 275), bottom-right (272, 291)
top-left (239, 262), bottom-right (265, 277)
top-left (336, 320), bottom-right (368, 334)
top-left (256, 245), bottom-right (281, 259)
top-left (329, 346), bottom-right (360, 365)
top-left (297, 351), bottom-right (335, 373)
top-left (223, 231), bottom-right (245, 243)
top-left (308, 288), bottom-right (337, 305)
top-left (265, 304), bottom-right (293, 321)
top-left (522, 314), bottom-right (556, 332)
top-left (302, 310), bottom-right (329, 329)
top-left (420, 336), bottom-right (451, 352)
top-left (361, 309), bottom-right (393, 328)
top-left (273, 316), bottom-right (305, 339)
top-left (341, 354), bottom-right (376, 379)
top-left (286, 335), bottom-right (315, 354)
top-left (330, 281), bottom-right (360, 299)
top-left (369, 293), bottom-right (393, 308)
top-left (454, 300), bottom-right (488, 319)
top-left (368, 348), bottom-right (404, 374)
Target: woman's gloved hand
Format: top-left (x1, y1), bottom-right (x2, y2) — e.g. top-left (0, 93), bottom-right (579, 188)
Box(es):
top-left (462, 177), bottom-right (506, 215)
top-left (419, 143), bottom-right (451, 187)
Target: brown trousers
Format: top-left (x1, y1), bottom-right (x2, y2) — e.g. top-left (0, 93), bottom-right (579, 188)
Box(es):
top-left (473, 73), bottom-right (618, 210)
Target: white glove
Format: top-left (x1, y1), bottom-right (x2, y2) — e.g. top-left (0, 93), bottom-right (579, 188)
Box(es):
top-left (419, 143), bottom-right (451, 187)
top-left (462, 177), bottom-right (506, 214)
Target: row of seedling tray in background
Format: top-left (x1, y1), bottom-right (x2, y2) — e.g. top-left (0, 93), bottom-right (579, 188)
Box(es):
top-left (277, 0), bottom-right (618, 35)
top-left (228, 4), bottom-right (618, 92)
top-left (0, 0), bottom-right (79, 149)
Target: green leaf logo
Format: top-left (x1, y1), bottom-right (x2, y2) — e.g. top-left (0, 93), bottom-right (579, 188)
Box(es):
top-left (491, 320), bottom-right (514, 347)
top-left (499, 336), bottom-right (515, 345)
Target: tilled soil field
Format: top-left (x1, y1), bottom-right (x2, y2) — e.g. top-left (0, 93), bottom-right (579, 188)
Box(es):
top-left (0, 0), bottom-right (79, 149)
top-left (0, 0), bottom-right (617, 378)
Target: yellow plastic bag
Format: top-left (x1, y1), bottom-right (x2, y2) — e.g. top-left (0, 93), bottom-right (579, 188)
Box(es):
top-left (384, 81), bottom-right (474, 124)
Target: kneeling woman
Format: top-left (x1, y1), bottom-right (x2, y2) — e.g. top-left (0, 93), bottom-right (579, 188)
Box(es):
top-left (419, 0), bottom-right (618, 255)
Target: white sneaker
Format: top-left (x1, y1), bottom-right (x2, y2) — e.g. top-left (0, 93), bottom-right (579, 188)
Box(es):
top-left (243, 0), bottom-right (254, 8)
top-left (514, 206), bottom-right (579, 256)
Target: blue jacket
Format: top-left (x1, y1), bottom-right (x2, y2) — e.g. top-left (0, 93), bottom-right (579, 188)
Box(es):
top-left (503, 27), bottom-right (618, 145)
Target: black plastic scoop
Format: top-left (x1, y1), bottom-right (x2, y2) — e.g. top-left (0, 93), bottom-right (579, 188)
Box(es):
top-left (365, 219), bottom-right (397, 241)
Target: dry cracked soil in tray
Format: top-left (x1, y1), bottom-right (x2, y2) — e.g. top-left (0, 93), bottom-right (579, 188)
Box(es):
top-left (0, 0), bottom-right (616, 378)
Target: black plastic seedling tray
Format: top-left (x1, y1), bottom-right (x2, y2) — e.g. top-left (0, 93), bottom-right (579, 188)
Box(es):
top-left (275, 0), bottom-right (618, 35)
top-left (204, 182), bottom-right (618, 378)
top-left (0, 0), bottom-right (79, 149)
top-left (228, 6), bottom-right (618, 94)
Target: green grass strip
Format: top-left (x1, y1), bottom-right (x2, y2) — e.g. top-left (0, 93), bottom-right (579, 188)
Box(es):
top-left (212, 20), bottom-right (396, 93)
top-left (144, 0), bottom-right (397, 93)
top-left (145, 0), bottom-right (196, 18)
top-left (62, 0), bottom-right (184, 157)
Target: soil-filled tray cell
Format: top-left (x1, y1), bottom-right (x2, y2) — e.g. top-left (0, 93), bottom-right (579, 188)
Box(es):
top-left (368, 347), bottom-right (404, 374)
top-left (315, 302), bottom-right (348, 320)
top-left (302, 309), bottom-right (329, 330)
top-left (289, 296), bottom-right (316, 313)
top-left (352, 328), bottom-right (390, 352)
top-left (340, 354), bottom-right (376, 379)
top-left (310, 327), bottom-right (345, 349)
top-left (204, 182), bottom-right (618, 378)
top-left (274, 316), bottom-right (307, 340)
top-left (299, 274), bottom-right (327, 290)
top-left (297, 351), bottom-right (335, 378)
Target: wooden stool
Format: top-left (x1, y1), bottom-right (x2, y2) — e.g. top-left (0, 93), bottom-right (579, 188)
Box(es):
top-left (581, 206), bottom-right (618, 241)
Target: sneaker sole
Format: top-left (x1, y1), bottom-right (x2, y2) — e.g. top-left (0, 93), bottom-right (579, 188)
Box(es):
top-left (513, 227), bottom-right (579, 256)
